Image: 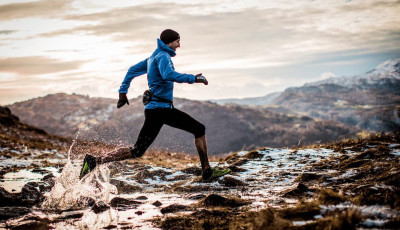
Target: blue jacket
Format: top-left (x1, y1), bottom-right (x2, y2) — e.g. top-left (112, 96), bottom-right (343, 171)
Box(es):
top-left (119, 39), bottom-right (195, 109)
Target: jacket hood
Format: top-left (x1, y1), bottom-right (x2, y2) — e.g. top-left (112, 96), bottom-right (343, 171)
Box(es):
top-left (157, 38), bottom-right (176, 57)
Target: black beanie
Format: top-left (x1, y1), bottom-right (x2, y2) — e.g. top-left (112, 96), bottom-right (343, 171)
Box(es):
top-left (160, 29), bottom-right (180, 45)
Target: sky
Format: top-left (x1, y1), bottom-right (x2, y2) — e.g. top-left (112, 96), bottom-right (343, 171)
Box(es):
top-left (0, 0), bottom-right (399, 105)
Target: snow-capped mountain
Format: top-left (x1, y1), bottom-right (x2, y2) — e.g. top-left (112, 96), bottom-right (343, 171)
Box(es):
top-left (273, 58), bottom-right (400, 131)
top-left (305, 58), bottom-right (400, 89)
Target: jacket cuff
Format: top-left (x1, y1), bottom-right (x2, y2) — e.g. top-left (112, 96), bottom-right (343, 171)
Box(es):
top-left (188, 74), bottom-right (195, 84)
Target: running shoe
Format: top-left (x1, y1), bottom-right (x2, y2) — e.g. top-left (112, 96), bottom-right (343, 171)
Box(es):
top-left (202, 167), bottom-right (231, 181)
top-left (79, 154), bottom-right (97, 179)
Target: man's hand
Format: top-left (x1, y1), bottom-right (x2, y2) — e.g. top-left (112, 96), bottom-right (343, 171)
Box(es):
top-left (195, 73), bottom-right (208, 85)
top-left (117, 93), bottom-right (129, 108)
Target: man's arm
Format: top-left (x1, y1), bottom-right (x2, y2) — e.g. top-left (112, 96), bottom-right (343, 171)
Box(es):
top-left (117, 58), bottom-right (148, 108)
top-left (118, 58), bottom-right (148, 93)
top-left (157, 54), bottom-right (195, 84)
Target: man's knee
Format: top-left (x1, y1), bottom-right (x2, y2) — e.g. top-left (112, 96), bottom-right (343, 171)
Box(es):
top-left (129, 146), bottom-right (145, 158)
top-left (194, 123), bottom-right (206, 138)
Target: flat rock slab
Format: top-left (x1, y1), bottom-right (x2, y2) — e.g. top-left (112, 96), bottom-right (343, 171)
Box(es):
top-left (161, 204), bottom-right (188, 214)
top-left (109, 197), bottom-right (142, 211)
top-left (202, 194), bottom-right (249, 207)
top-left (0, 206), bottom-right (30, 220)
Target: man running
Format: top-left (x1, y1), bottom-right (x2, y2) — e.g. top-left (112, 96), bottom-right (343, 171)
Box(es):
top-left (80, 29), bottom-right (230, 181)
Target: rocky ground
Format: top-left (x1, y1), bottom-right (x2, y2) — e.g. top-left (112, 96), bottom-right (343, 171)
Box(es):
top-left (1, 106), bottom-right (399, 229)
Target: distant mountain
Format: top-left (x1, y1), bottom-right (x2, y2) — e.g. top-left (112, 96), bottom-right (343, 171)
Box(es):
top-left (211, 58), bottom-right (400, 132)
top-left (273, 58), bottom-right (400, 131)
top-left (211, 92), bottom-right (280, 106)
top-left (305, 58), bottom-right (400, 89)
top-left (8, 93), bottom-right (357, 154)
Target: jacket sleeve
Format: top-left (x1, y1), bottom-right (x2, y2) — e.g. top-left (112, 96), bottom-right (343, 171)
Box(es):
top-left (118, 58), bottom-right (148, 93)
top-left (157, 54), bottom-right (195, 84)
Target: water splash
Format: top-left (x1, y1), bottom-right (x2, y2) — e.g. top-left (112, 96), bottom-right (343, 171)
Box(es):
top-left (67, 130), bottom-right (80, 161)
top-left (42, 131), bottom-right (117, 211)
top-left (42, 160), bottom-right (117, 210)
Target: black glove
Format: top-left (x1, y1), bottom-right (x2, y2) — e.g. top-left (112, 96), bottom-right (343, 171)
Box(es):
top-left (195, 74), bottom-right (208, 85)
top-left (117, 93), bottom-right (129, 108)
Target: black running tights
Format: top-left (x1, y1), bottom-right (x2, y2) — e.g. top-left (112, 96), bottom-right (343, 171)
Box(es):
top-left (130, 108), bottom-right (205, 158)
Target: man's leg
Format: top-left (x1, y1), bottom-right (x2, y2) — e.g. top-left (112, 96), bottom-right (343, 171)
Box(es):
top-left (164, 108), bottom-right (210, 172)
top-left (194, 135), bottom-right (211, 172)
top-left (97, 109), bottom-right (163, 164)
top-left (96, 147), bottom-right (131, 164)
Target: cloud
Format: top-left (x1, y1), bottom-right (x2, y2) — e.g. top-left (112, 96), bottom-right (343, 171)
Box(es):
top-left (39, 1), bottom-right (400, 63)
top-left (0, 30), bottom-right (15, 34)
top-left (1, 0), bottom-right (399, 104)
top-left (0, 0), bottom-right (73, 20)
top-left (0, 56), bottom-right (86, 75)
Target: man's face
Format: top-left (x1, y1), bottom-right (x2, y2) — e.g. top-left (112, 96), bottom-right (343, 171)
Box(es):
top-left (167, 39), bottom-right (180, 51)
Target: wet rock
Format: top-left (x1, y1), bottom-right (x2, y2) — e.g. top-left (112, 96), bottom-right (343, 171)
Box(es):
top-left (42, 173), bottom-right (54, 181)
top-left (220, 176), bottom-right (247, 187)
top-left (152, 201), bottom-right (162, 207)
top-left (228, 165), bottom-right (247, 172)
top-left (188, 194), bottom-right (206, 200)
top-left (82, 197), bottom-right (96, 207)
top-left (161, 204), bottom-right (188, 214)
top-left (297, 172), bottom-right (324, 182)
top-left (337, 159), bottom-right (369, 169)
top-left (135, 195), bottom-right (148, 200)
top-left (8, 217), bottom-right (51, 229)
top-left (41, 173), bottom-right (55, 192)
top-left (20, 183), bottom-right (44, 206)
top-left (202, 194), bottom-right (249, 207)
top-left (0, 206), bottom-right (30, 220)
top-left (110, 197), bottom-right (142, 211)
top-left (181, 167), bottom-right (202, 176)
top-left (55, 211), bottom-right (84, 221)
top-left (166, 174), bottom-right (191, 181)
top-left (232, 159), bottom-right (248, 167)
top-left (110, 179), bottom-right (142, 194)
top-left (317, 189), bottom-right (347, 205)
top-left (245, 151), bottom-right (264, 159)
top-left (31, 168), bottom-right (51, 174)
top-left (104, 224), bottom-right (118, 229)
top-left (92, 201), bottom-right (110, 214)
top-left (130, 169), bottom-right (156, 184)
top-left (0, 184), bottom-right (43, 207)
top-left (0, 187), bottom-right (16, 206)
top-left (283, 183), bottom-right (311, 198)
